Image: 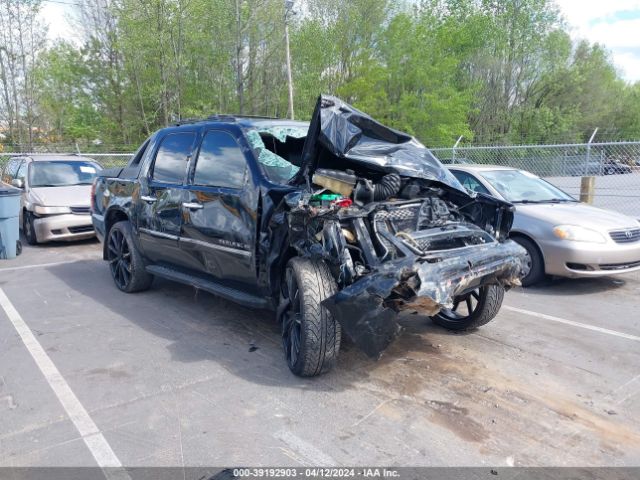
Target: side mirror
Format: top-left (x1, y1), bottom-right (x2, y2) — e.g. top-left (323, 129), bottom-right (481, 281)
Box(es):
top-left (11, 178), bottom-right (24, 189)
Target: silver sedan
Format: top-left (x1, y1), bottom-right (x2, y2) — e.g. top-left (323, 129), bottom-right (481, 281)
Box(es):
top-left (448, 165), bottom-right (640, 286)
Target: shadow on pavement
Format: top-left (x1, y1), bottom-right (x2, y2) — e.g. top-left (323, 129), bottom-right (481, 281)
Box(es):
top-left (44, 259), bottom-right (448, 390)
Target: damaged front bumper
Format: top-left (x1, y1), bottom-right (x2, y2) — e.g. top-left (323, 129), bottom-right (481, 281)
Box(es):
top-left (322, 240), bottom-right (526, 359)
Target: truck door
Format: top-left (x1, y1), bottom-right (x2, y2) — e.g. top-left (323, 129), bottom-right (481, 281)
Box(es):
top-left (137, 131), bottom-right (196, 267)
top-left (180, 129), bottom-right (259, 292)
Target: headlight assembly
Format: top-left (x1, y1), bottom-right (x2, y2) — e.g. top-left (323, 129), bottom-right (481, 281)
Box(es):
top-left (33, 205), bottom-right (72, 215)
top-left (553, 225), bottom-right (606, 243)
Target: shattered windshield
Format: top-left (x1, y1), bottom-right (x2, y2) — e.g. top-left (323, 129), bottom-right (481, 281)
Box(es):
top-left (245, 125), bottom-right (307, 184)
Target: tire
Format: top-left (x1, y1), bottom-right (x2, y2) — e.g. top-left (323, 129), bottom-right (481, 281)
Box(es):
top-left (280, 257), bottom-right (341, 377)
top-left (512, 236), bottom-right (544, 287)
top-left (106, 221), bottom-right (153, 293)
top-left (432, 284), bottom-right (504, 331)
top-left (23, 211), bottom-right (38, 245)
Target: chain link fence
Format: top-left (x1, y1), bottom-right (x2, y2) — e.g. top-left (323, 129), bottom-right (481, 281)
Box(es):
top-left (432, 141), bottom-right (640, 218)
top-left (2, 141), bottom-right (640, 218)
top-left (0, 152), bottom-right (132, 171)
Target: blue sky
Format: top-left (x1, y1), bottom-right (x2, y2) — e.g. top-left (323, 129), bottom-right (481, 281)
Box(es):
top-left (40, 0), bottom-right (640, 82)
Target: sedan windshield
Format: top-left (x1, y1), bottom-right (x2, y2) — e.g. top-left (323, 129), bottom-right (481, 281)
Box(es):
top-left (481, 169), bottom-right (576, 203)
top-left (29, 161), bottom-right (101, 187)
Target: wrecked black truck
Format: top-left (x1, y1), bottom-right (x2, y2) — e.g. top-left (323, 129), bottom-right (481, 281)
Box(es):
top-left (91, 95), bottom-right (525, 377)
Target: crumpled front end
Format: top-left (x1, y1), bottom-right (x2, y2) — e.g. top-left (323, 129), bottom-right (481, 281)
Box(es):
top-left (260, 95), bottom-right (528, 360)
top-left (322, 240), bottom-right (525, 359)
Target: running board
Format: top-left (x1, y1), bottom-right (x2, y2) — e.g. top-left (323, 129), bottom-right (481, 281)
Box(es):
top-left (145, 265), bottom-right (270, 310)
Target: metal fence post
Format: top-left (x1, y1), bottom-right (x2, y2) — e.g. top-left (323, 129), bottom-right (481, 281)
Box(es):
top-left (452, 135), bottom-right (463, 164)
top-left (585, 128), bottom-right (598, 175)
top-left (580, 176), bottom-right (595, 204)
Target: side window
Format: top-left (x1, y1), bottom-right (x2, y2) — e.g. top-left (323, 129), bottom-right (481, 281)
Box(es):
top-left (193, 130), bottom-right (247, 188)
top-left (16, 161), bottom-right (27, 180)
top-left (452, 171), bottom-right (490, 195)
top-left (151, 132), bottom-right (195, 184)
top-left (4, 159), bottom-right (19, 180)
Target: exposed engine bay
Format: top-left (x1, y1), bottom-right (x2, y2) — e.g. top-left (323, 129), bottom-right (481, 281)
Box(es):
top-left (290, 168), bottom-right (504, 281)
top-left (265, 95), bottom-right (526, 358)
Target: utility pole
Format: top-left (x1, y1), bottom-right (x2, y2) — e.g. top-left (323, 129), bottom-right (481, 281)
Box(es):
top-left (284, 0), bottom-right (295, 120)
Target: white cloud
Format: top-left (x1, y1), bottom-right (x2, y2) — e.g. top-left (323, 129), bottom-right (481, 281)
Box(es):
top-left (555, 0), bottom-right (640, 82)
top-left (39, 3), bottom-right (74, 43)
top-left (588, 19), bottom-right (640, 48)
top-left (555, 0), bottom-right (640, 26)
top-left (612, 50), bottom-right (640, 80)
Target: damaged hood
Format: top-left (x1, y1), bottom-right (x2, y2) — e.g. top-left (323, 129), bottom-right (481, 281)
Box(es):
top-left (296, 95), bottom-right (467, 194)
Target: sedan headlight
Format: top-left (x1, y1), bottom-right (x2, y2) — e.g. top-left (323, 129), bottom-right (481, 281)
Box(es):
top-left (553, 225), bottom-right (606, 243)
top-left (33, 205), bottom-right (72, 215)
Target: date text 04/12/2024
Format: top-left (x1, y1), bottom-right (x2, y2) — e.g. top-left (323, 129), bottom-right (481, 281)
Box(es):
top-left (230, 469), bottom-right (400, 478)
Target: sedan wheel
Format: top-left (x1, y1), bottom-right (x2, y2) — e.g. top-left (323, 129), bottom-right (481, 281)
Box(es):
top-left (23, 212), bottom-right (38, 245)
top-left (521, 249), bottom-right (533, 278)
top-left (512, 236), bottom-right (545, 287)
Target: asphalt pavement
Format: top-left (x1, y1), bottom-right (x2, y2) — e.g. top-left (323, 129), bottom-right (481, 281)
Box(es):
top-left (1, 238), bottom-right (639, 468)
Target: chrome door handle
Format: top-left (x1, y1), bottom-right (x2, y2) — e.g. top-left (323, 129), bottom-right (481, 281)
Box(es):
top-left (182, 202), bottom-right (203, 210)
top-left (140, 195), bottom-right (157, 203)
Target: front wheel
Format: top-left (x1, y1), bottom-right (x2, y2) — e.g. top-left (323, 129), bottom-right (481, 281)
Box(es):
top-left (23, 211), bottom-right (38, 245)
top-left (280, 258), bottom-right (341, 377)
top-left (432, 284), bottom-right (504, 331)
top-left (106, 221), bottom-right (153, 293)
top-left (512, 236), bottom-right (545, 286)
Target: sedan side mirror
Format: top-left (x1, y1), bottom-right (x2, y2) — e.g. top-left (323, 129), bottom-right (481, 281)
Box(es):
top-left (11, 178), bottom-right (24, 189)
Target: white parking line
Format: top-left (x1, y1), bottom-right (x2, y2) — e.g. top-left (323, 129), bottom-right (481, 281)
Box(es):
top-left (0, 288), bottom-right (129, 479)
top-left (0, 260), bottom-right (88, 273)
top-left (503, 305), bottom-right (640, 342)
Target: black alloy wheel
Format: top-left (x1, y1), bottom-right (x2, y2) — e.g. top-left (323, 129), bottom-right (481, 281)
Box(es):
top-left (432, 284), bottom-right (504, 331)
top-left (107, 227), bottom-right (132, 291)
top-left (281, 267), bottom-right (302, 370)
top-left (279, 257), bottom-right (340, 377)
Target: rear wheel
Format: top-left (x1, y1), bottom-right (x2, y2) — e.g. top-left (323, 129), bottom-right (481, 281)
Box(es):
top-left (280, 258), bottom-right (341, 377)
top-left (106, 221), bottom-right (153, 293)
top-left (512, 236), bottom-right (544, 287)
top-left (432, 284), bottom-right (504, 331)
top-left (23, 211), bottom-right (38, 245)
